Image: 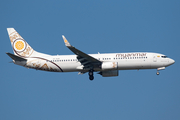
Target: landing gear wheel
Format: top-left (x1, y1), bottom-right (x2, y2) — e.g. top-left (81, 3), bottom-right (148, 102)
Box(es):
top-left (89, 69), bottom-right (93, 75)
top-left (89, 76), bottom-right (94, 80)
top-left (89, 69), bottom-right (94, 80)
top-left (156, 72), bottom-right (160, 75)
top-left (89, 71), bottom-right (93, 76)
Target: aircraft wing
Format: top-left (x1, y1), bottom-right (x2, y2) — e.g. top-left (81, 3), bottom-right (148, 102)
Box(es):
top-left (62, 35), bottom-right (102, 69)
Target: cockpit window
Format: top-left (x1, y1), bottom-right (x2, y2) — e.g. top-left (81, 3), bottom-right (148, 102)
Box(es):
top-left (161, 56), bottom-right (168, 58)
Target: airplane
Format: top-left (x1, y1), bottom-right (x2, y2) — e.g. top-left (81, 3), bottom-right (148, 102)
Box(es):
top-left (6, 28), bottom-right (175, 80)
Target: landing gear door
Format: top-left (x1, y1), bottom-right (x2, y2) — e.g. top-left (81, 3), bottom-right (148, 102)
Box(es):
top-left (153, 55), bottom-right (157, 62)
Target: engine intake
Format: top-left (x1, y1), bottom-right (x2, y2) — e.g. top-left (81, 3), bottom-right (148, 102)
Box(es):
top-left (101, 62), bottom-right (118, 70)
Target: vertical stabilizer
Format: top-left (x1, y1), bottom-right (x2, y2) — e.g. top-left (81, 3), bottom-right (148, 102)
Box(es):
top-left (7, 28), bottom-right (34, 58)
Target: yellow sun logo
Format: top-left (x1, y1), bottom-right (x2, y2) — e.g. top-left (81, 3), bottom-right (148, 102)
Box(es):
top-left (64, 39), bottom-right (68, 43)
top-left (15, 41), bottom-right (24, 50)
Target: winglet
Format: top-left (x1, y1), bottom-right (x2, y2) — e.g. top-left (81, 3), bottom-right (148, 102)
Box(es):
top-left (61, 35), bottom-right (101, 64)
top-left (62, 35), bottom-right (71, 47)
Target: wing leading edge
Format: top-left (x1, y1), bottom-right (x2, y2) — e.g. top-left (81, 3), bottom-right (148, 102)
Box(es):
top-left (62, 35), bottom-right (102, 70)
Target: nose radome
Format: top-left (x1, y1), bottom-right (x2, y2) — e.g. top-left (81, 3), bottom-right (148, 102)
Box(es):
top-left (172, 59), bottom-right (175, 64)
top-left (170, 59), bottom-right (175, 65)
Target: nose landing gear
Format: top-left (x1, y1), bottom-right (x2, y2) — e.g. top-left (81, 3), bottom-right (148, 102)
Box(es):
top-left (156, 67), bottom-right (165, 75)
top-left (89, 69), bottom-right (94, 80)
top-left (156, 71), bottom-right (160, 75)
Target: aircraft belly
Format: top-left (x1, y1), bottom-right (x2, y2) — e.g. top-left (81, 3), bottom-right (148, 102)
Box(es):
top-left (59, 63), bottom-right (80, 72)
top-left (150, 62), bottom-right (166, 69)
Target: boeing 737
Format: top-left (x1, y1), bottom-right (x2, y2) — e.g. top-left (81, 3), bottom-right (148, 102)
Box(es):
top-left (6, 28), bottom-right (175, 80)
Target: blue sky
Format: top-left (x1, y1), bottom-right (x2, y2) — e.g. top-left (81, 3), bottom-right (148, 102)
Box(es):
top-left (1, 0), bottom-right (180, 120)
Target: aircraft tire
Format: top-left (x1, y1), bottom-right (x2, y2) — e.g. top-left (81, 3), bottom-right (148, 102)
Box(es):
top-left (156, 72), bottom-right (160, 75)
top-left (89, 70), bottom-right (94, 76)
top-left (89, 76), bottom-right (94, 80)
top-left (89, 72), bottom-right (93, 76)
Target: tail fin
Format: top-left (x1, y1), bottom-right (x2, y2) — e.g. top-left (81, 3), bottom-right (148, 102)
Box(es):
top-left (7, 28), bottom-right (34, 58)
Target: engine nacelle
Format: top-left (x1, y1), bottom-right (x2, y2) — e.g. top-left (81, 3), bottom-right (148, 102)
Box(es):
top-left (99, 70), bottom-right (119, 77)
top-left (101, 62), bottom-right (118, 70)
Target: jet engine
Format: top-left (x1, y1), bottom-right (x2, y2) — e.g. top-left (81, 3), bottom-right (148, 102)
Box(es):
top-left (101, 62), bottom-right (118, 70)
top-left (99, 70), bottom-right (118, 77)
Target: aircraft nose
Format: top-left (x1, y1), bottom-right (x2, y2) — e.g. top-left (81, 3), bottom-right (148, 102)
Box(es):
top-left (169, 58), bottom-right (175, 65)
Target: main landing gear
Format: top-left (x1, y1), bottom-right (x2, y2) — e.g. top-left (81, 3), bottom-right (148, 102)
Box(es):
top-left (89, 69), bottom-right (94, 80)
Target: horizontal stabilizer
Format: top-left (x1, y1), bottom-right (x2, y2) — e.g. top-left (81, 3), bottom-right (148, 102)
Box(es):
top-left (6, 53), bottom-right (27, 61)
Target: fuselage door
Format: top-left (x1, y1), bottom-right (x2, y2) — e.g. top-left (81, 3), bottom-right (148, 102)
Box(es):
top-left (153, 55), bottom-right (157, 62)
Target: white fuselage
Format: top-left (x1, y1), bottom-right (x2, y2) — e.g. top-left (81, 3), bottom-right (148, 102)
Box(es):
top-left (19, 52), bottom-right (174, 73)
